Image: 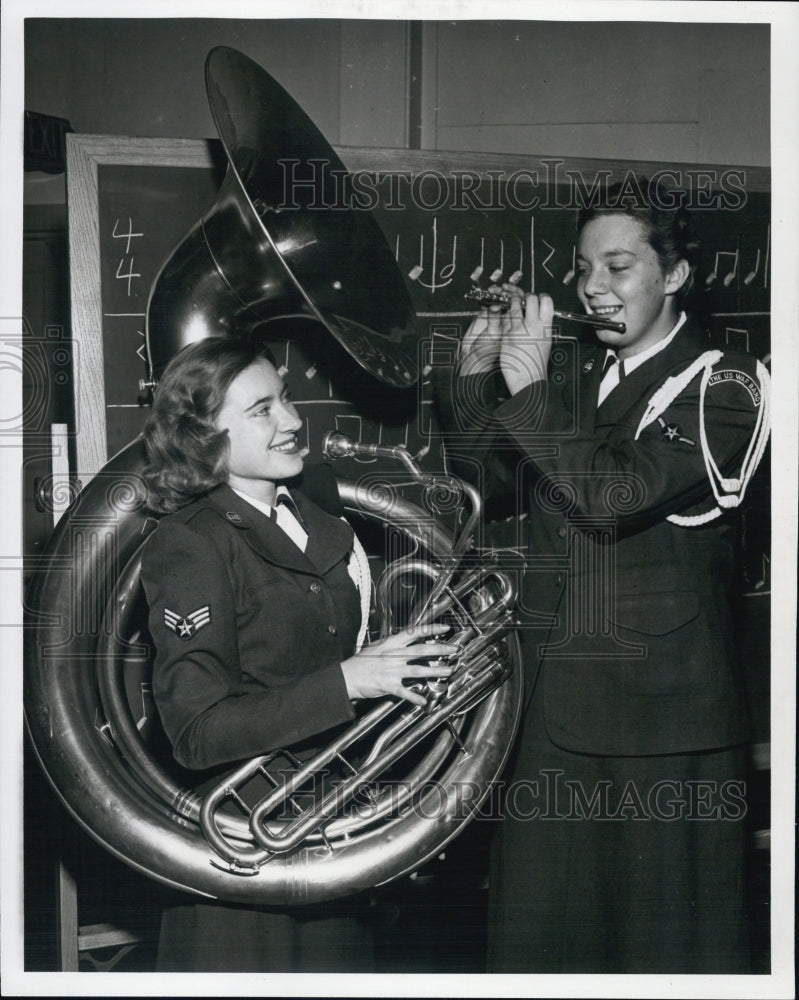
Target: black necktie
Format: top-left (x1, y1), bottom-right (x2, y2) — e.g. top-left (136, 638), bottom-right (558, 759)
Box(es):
top-left (275, 492), bottom-right (308, 534)
top-left (601, 352), bottom-right (620, 378)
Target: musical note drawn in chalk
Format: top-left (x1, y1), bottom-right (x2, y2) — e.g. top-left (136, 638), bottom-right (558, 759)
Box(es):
top-left (705, 250), bottom-right (738, 287)
top-left (508, 239), bottom-right (524, 285)
top-left (470, 239), bottom-right (485, 283)
top-left (490, 240), bottom-right (504, 283)
top-left (408, 219), bottom-right (458, 293)
top-left (335, 414), bottom-right (367, 454)
top-left (744, 249), bottom-right (760, 285)
top-left (541, 240), bottom-right (556, 278)
top-left (725, 327), bottom-right (750, 353)
top-left (440, 235), bottom-right (458, 282)
top-left (277, 340), bottom-right (290, 378)
top-left (408, 235), bottom-right (424, 282)
top-left (562, 246), bottom-right (576, 285)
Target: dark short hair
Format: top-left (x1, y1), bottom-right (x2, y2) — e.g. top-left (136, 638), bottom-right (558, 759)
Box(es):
top-left (142, 338), bottom-right (276, 513)
top-left (577, 179), bottom-right (702, 304)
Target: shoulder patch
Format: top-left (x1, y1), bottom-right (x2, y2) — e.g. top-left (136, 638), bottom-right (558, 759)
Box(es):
top-left (164, 605), bottom-right (211, 640)
top-left (707, 368), bottom-right (762, 406)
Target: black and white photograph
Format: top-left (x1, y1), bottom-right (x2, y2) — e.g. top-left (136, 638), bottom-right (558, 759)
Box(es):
top-left (1, 2), bottom-right (796, 997)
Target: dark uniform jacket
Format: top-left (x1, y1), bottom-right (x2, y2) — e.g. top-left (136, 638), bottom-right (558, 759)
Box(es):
top-left (140, 474), bottom-right (361, 772)
top-left (435, 318), bottom-right (765, 757)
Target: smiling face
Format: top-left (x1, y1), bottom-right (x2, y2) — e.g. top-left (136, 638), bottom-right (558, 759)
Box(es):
top-left (215, 357), bottom-right (304, 504)
top-left (576, 213), bottom-right (688, 359)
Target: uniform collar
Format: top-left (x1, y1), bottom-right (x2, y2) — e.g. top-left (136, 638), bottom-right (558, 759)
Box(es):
top-left (229, 483), bottom-right (293, 518)
top-left (594, 314), bottom-right (711, 424)
top-left (603, 311), bottom-right (687, 378)
top-left (199, 484), bottom-right (352, 576)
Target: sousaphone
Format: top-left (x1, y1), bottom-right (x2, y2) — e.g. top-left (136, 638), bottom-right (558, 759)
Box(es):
top-left (24, 46), bottom-right (523, 905)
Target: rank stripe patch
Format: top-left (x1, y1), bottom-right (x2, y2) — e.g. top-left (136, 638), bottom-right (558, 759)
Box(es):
top-left (164, 605), bottom-right (211, 640)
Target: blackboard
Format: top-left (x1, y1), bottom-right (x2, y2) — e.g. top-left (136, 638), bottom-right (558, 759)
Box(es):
top-left (65, 133), bottom-right (771, 739)
top-left (66, 134), bottom-right (770, 482)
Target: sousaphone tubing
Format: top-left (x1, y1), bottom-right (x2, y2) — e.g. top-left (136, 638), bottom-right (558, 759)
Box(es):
top-left (24, 47), bottom-right (522, 905)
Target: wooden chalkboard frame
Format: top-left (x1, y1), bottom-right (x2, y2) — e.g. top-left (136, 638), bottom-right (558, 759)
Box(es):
top-left (66, 132), bottom-right (770, 481)
top-left (66, 134), bottom-right (219, 479)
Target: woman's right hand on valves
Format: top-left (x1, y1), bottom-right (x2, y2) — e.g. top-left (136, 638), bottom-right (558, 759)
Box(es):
top-left (341, 623), bottom-right (458, 706)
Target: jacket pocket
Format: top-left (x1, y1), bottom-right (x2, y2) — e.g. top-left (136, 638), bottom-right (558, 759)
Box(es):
top-left (609, 590), bottom-right (700, 636)
top-left (247, 572), bottom-right (292, 596)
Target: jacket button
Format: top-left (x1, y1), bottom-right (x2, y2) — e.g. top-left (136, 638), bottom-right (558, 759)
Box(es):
top-left (309, 582), bottom-right (322, 594)
top-left (327, 624), bottom-right (337, 635)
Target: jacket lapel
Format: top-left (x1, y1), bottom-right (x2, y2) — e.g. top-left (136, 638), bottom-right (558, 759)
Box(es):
top-left (594, 321), bottom-right (710, 435)
top-left (293, 490), bottom-right (354, 575)
top-left (200, 483), bottom-right (352, 576)
top-left (576, 342), bottom-right (605, 433)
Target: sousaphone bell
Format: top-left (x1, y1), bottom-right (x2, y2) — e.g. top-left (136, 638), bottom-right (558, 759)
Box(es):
top-left (144, 45), bottom-right (419, 388)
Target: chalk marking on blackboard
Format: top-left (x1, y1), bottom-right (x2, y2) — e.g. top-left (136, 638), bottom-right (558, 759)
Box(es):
top-left (115, 257), bottom-right (141, 296)
top-left (529, 217), bottom-right (535, 293)
top-left (489, 240), bottom-right (504, 283)
top-left (724, 327), bottom-right (750, 353)
top-left (426, 221), bottom-right (437, 291)
top-left (417, 312), bottom-right (478, 318)
top-left (136, 343), bottom-right (146, 362)
top-left (104, 312), bottom-right (145, 317)
top-left (470, 238), bottom-right (485, 282)
top-left (431, 329), bottom-right (460, 344)
top-left (763, 224), bottom-right (770, 288)
top-left (107, 404), bottom-right (146, 408)
top-left (710, 312), bottom-right (770, 317)
top-left (541, 240), bottom-right (556, 278)
top-left (408, 233), bottom-right (424, 281)
top-left (111, 218), bottom-right (143, 255)
top-left (293, 398), bottom-right (350, 406)
top-left (744, 249), bottom-right (760, 285)
top-left (507, 239), bottom-right (523, 285)
top-left (561, 245), bottom-right (576, 285)
top-left (705, 250), bottom-right (738, 287)
top-left (439, 236), bottom-right (458, 282)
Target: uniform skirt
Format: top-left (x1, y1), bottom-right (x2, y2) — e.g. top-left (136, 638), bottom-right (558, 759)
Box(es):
top-left (156, 894), bottom-right (377, 972)
top-left (486, 682), bottom-right (751, 974)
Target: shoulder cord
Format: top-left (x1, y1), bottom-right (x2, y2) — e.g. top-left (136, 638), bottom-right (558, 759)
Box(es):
top-left (634, 351), bottom-right (771, 527)
top-left (343, 520), bottom-right (373, 652)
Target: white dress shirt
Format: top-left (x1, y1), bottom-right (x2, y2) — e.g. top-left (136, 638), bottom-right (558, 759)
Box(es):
top-left (597, 311), bottom-right (687, 407)
top-left (232, 485), bottom-right (309, 551)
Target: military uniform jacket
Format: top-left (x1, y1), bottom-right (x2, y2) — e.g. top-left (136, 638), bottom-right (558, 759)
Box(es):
top-left (140, 477), bottom-right (361, 772)
top-left (435, 318), bottom-right (766, 756)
